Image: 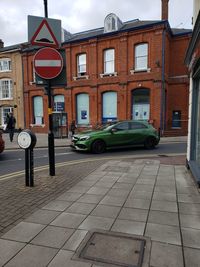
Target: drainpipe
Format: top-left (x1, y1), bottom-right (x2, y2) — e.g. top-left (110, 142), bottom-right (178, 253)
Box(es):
top-left (160, 27), bottom-right (166, 135)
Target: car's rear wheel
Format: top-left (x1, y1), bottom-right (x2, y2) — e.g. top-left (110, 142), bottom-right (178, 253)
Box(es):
top-left (144, 136), bottom-right (156, 149)
top-left (91, 139), bottom-right (106, 154)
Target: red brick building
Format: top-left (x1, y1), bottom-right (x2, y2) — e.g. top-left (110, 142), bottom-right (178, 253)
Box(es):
top-left (22, 0), bottom-right (192, 136)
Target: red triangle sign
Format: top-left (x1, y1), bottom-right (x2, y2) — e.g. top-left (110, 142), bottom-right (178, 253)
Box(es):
top-left (31, 19), bottom-right (59, 48)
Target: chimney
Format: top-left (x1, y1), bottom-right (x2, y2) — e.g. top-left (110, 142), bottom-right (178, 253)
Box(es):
top-left (161, 0), bottom-right (169, 20)
top-left (0, 39), bottom-right (4, 48)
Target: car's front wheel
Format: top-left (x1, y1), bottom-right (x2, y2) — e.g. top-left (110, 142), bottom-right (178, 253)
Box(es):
top-left (144, 136), bottom-right (156, 149)
top-left (91, 139), bottom-right (106, 154)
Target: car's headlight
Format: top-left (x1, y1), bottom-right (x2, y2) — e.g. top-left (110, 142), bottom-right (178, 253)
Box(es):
top-left (79, 135), bottom-right (90, 141)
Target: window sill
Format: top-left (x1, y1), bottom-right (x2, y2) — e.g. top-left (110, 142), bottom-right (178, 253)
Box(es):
top-left (100, 72), bottom-right (118, 78)
top-left (0, 98), bottom-right (13, 100)
top-left (73, 75), bottom-right (89, 81)
top-left (30, 124), bottom-right (45, 128)
top-left (29, 81), bottom-right (36, 85)
top-left (130, 68), bottom-right (151, 74)
top-left (0, 70), bottom-right (11, 73)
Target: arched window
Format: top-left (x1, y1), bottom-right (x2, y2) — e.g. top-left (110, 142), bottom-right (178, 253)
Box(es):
top-left (104, 49), bottom-right (115, 74)
top-left (135, 43), bottom-right (148, 71)
top-left (132, 89), bottom-right (150, 120)
top-left (0, 79), bottom-right (13, 99)
top-left (54, 95), bottom-right (65, 112)
top-left (104, 13), bottom-right (123, 33)
top-left (102, 91), bottom-right (117, 123)
top-left (76, 93), bottom-right (89, 125)
top-left (33, 96), bottom-right (43, 125)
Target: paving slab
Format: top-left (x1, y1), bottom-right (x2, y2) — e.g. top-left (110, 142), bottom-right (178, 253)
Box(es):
top-left (63, 229), bottom-right (88, 251)
top-left (111, 219), bottom-right (145, 235)
top-left (50, 212), bottom-right (87, 228)
top-left (78, 216), bottom-right (114, 231)
top-left (24, 209), bottom-right (61, 225)
top-left (184, 247), bottom-right (200, 267)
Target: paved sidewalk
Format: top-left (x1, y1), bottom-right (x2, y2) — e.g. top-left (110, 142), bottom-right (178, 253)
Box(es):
top-left (3, 132), bottom-right (187, 150)
top-left (0, 156), bottom-right (200, 267)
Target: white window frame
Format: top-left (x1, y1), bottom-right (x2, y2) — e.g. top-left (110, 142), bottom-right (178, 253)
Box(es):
top-left (0, 79), bottom-right (13, 100)
top-left (77, 54), bottom-right (86, 76)
top-left (0, 58), bottom-right (11, 72)
top-left (135, 43), bottom-right (148, 71)
top-left (104, 49), bottom-right (115, 74)
top-left (33, 96), bottom-right (44, 125)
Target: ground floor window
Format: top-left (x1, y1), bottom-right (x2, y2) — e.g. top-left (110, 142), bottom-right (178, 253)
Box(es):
top-left (132, 88), bottom-right (150, 120)
top-left (76, 93), bottom-right (89, 125)
top-left (196, 84), bottom-right (200, 165)
top-left (102, 91), bottom-right (117, 123)
top-left (33, 96), bottom-right (43, 125)
top-left (54, 95), bottom-right (65, 112)
top-left (0, 107), bottom-right (13, 129)
top-left (172, 110), bottom-right (181, 128)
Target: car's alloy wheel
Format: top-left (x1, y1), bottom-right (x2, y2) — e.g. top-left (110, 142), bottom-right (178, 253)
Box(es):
top-left (144, 136), bottom-right (156, 149)
top-left (91, 140), bottom-right (106, 153)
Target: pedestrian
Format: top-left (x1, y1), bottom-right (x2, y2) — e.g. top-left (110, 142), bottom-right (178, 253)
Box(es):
top-left (70, 120), bottom-right (76, 136)
top-left (6, 113), bottom-right (16, 142)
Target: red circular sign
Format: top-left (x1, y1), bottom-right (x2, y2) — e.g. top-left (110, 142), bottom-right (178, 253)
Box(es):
top-left (33, 47), bottom-right (63, 79)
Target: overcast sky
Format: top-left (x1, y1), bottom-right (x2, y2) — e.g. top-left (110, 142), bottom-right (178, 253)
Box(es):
top-left (0, 0), bottom-right (193, 47)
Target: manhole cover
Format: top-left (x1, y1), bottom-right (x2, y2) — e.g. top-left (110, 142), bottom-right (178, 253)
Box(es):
top-left (76, 231), bottom-right (149, 267)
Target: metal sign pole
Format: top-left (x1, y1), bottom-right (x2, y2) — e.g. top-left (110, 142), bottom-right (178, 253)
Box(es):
top-left (46, 80), bottom-right (55, 176)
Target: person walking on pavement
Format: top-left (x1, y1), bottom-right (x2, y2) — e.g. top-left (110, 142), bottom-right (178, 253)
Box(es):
top-left (6, 112), bottom-right (16, 142)
top-left (70, 120), bottom-right (76, 136)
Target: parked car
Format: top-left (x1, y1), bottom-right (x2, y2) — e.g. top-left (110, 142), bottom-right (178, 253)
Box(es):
top-left (71, 120), bottom-right (160, 153)
top-left (0, 129), bottom-right (5, 154)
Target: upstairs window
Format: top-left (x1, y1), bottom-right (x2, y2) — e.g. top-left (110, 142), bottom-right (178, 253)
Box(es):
top-left (135, 43), bottom-right (148, 71)
top-left (0, 58), bottom-right (11, 72)
top-left (104, 49), bottom-right (115, 74)
top-left (0, 79), bottom-right (13, 99)
top-left (77, 54), bottom-right (86, 76)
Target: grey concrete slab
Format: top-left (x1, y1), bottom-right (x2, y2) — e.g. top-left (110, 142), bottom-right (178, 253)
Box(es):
top-left (176, 186), bottom-right (199, 195)
top-left (50, 213), bottom-right (87, 228)
top-left (180, 214), bottom-right (200, 229)
top-left (112, 182), bottom-right (133, 189)
top-left (106, 188), bottom-right (131, 198)
top-left (118, 207), bottom-right (148, 222)
top-left (182, 227), bottom-right (200, 249)
top-left (117, 176), bottom-right (137, 184)
top-left (68, 186), bottom-right (91, 194)
top-left (94, 181), bottom-right (115, 188)
top-left (86, 187), bottom-right (110, 195)
top-left (2, 222), bottom-right (45, 243)
top-left (154, 185), bottom-right (176, 193)
top-left (42, 200), bottom-right (72, 211)
top-left (145, 223), bottom-right (181, 245)
top-left (156, 179), bottom-right (176, 186)
top-left (31, 226), bottom-right (74, 248)
top-left (151, 200), bottom-right (178, 213)
top-left (179, 203), bottom-right (200, 215)
top-left (132, 184), bottom-right (154, 192)
top-left (63, 229), bottom-right (88, 251)
top-left (4, 244), bottom-right (58, 267)
top-left (24, 209), bottom-right (61, 225)
top-left (178, 194), bottom-right (200, 204)
top-left (66, 202), bottom-right (96, 215)
top-left (91, 205), bottom-right (121, 218)
top-left (0, 239), bottom-right (25, 266)
top-left (76, 180), bottom-right (97, 187)
top-left (129, 190), bottom-right (153, 200)
top-left (153, 192), bottom-right (177, 202)
top-left (99, 195), bottom-right (126, 207)
top-left (56, 192), bottom-right (83, 202)
top-left (78, 216), bottom-right (114, 231)
top-left (184, 247), bottom-right (200, 267)
top-left (48, 250), bottom-right (92, 267)
top-left (111, 219), bottom-right (145, 235)
top-left (148, 210), bottom-right (179, 226)
top-left (150, 241), bottom-right (184, 267)
top-left (124, 198), bottom-right (151, 210)
top-left (77, 194), bottom-right (103, 204)
top-left (136, 179), bottom-right (155, 185)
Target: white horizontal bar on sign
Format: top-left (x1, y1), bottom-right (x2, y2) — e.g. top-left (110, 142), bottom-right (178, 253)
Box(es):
top-left (35, 60), bottom-right (61, 67)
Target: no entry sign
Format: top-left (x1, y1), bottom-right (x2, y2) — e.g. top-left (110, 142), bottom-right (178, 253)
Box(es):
top-left (33, 47), bottom-right (63, 79)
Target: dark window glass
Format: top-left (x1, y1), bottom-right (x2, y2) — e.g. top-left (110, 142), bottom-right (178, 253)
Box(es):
top-left (114, 122), bottom-right (129, 130)
top-left (130, 122), bottom-right (147, 129)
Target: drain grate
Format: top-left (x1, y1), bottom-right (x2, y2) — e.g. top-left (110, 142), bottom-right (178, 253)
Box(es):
top-left (76, 231), bottom-right (148, 267)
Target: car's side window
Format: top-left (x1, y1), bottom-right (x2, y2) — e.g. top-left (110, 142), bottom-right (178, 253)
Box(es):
top-left (114, 122), bottom-right (129, 131)
top-left (130, 122), bottom-right (147, 129)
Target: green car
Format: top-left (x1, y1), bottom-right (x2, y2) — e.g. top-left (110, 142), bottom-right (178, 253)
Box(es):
top-left (71, 120), bottom-right (160, 153)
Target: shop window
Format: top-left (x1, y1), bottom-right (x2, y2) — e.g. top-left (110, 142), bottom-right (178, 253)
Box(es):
top-left (33, 96), bottom-right (43, 125)
top-left (54, 95), bottom-right (65, 112)
top-left (1, 107), bottom-right (13, 129)
top-left (102, 91), bottom-right (117, 123)
top-left (0, 79), bottom-right (13, 99)
top-left (135, 43), bottom-right (148, 71)
top-left (76, 93), bottom-right (89, 125)
top-left (132, 88), bottom-right (150, 120)
top-left (0, 58), bottom-right (11, 72)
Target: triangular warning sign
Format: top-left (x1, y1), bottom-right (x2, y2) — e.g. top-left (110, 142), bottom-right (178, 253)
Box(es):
top-left (31, 19), bottom-right (59, 48)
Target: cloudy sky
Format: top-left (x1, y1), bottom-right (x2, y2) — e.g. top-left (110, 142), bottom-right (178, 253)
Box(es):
top-left (0, 0), bottom-right (193, 47)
